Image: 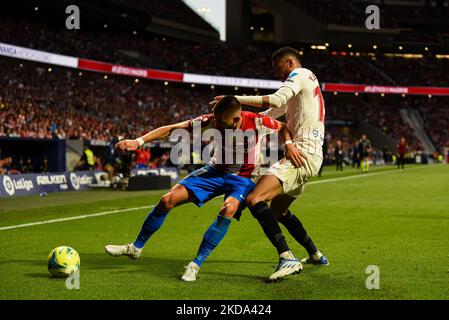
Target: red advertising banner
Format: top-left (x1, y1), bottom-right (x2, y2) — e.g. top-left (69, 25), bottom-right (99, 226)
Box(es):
top-left (322, 83), bottom-right (449, 96)
top-left (78, 58), bottom-right (183, 82)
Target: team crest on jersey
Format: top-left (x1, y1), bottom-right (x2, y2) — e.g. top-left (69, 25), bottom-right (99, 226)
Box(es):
top-left (312, 129), bottom-right (319, 138)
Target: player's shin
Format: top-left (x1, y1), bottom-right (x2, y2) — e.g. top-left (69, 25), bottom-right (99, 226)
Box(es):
top-left (133, 206), bottom-right (169, 249)
top-left (249, 201), bottom-right (290, 255)
top-left (278, 210), bottom-right (318, 256)
top-left (193, 215), bottom-right (231, 267)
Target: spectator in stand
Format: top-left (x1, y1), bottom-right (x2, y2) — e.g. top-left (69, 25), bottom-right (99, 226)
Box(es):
top-left (40, 156), bottom-right (49, 173)
top-left (134, 147), bottom-right (151, 169)
top-left (160, 151), bottom-right (170, 167)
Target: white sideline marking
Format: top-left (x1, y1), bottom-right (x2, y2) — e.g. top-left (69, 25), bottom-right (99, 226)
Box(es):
top-left (0, 205), bottom-right (154, 231)
top-left (308, 165), bottom-right (430, 186)
top-left (0, 165), bottom-right (433, 231)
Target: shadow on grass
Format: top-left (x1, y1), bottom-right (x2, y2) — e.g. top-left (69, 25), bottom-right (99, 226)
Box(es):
top-left (26, 272), bottom-right (52, 279)
top-left (77, 252), bottom-right (278, 283)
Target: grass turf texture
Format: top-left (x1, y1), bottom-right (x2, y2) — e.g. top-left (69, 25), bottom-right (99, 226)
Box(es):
top-left (0, 164), bottom-right (448, 300)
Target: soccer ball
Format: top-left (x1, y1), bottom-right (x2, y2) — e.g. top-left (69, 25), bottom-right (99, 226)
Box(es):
top-left (47, 246), bottom-right (80, 277)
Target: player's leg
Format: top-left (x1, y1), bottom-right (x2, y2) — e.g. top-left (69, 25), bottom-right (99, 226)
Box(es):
top-left (181, 196), bottom-right (240, 282)
top-left (106, 165), bottom-right (220, 258)
top-left (271, 194), bottom-right (329, 266)
top-left (246, 174), bottom-right (302, 281)
top-left (105, 184), bottom-right (192, 258)
top-left (182, 174), bottom-right (254, 281)
top-left (133, 184), bottom-right (192, 249)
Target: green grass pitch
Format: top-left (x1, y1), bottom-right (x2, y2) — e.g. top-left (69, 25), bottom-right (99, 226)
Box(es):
top-left (1, 164), bottom-right (448, 300)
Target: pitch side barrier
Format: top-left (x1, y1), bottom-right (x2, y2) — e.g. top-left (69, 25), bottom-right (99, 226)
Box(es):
top-left (0, 171), bottom-right (101, 197)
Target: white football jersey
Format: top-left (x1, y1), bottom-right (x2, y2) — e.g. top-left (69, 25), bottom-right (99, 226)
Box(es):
top-left (264, 68), bottom-right (325, 158)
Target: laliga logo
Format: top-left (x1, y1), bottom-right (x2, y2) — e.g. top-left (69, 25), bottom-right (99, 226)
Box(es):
top-left (70, 173), bottom-right (80, 190)
top-left (2, 176), bottom-right (34, 196)
top-left (3, 176), bottom-right (15, 196)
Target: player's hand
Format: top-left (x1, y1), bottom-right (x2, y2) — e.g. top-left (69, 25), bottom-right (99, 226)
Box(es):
top-left (209, 95), bottom-right (225, 110)
top-left (284, 143), bottom-right (306, 168)
top-left (115, 139), bottom-right (140, 151)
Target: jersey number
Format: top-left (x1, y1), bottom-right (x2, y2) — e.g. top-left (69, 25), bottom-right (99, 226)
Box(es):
top-left (313, 86), bottom-right (325, 123)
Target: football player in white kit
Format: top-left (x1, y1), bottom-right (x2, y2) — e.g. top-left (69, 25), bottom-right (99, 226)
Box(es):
top-left (211, 47), bottom-right (329, 280)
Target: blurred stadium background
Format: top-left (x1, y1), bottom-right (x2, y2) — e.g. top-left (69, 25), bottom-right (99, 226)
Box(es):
top-left (0, 0), bottom-right (449, 300)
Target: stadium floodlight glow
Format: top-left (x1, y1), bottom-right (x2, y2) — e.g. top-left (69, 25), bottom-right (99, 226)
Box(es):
top-left (348, 44), bottom-right (352, 48)
top-left (355, 92), bottom-right (359, 96)
top-left (428, 94), bottom-right (432, 98)
top-left (191, 83), bottom-right (196, 88)
top-left (334, 92), bottom-right (338, 95)
top-left (316, 45), bottom-right (326, 50)
top-left (104, 24), bottom-right (108, 28)
top-left (134, 79), bottom-right (139, 83)
top-left (325, 43), bottom-right (330, 47)
top-left (373, 45), bottom-right (377, 49)
top-left (34, 6), bottom-right (39, 11)
top-left (210, 85), bottom-right (215, 89)
top-left (48, 68), bottom-right (52, 72)
top-left (425, 47), bottom-right (429, 51)
top-left (250, 26), bottom-right (254, 30)
top-left (260, 27), bottom-right (264, 31)
top-left (164, 81), bottom-right (169, 86)
top-left (234, 87), bottom-right (239, 91)
top-left (104, 75), bottom-right (108, 79)
top-left (381, 93), bottom-right (385, 97)
top-left (399, 46), bottom-right (403, 50)
top-left (311, 45), bottom-right (317, 49)
top-left (133, 31), bottom-right (137, 35)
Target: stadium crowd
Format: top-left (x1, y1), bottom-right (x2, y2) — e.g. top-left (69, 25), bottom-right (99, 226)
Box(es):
top-left (1, 19), bottom-right (449, 86)
top-left (1, 9), bottom-right (448, 174)
top-left (1, 55), bottom-right (447, 153)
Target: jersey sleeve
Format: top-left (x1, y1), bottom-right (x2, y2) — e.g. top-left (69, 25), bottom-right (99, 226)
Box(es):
top-left (260, 105), bottom-right (286, 119)
top-left (280, 70), bottom-right (303, 96)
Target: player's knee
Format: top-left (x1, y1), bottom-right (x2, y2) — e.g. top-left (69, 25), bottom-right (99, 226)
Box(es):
top-left (219, 202), bottom-right (238, 218)
top-left (270, 201), bottom-right (288, 221)
top-left (246, 193), bottom-right (263, 208)
top-left (158, 193), bottom-right (176, 211)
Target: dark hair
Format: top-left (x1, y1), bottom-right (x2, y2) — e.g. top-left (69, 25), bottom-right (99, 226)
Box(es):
top-left (214, 95), bottom-right (241, 116)
top-left (271, 47), bottom-right (301, 63)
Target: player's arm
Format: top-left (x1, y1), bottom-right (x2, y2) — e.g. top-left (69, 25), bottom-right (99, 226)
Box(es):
top-left (260, 106), bottom-right (286, 119)
top-left (115, 120), bottom-right (191, 151)
top-left (210, 73), bottom-right (301, 109)
top-left (278, 122), bottom-right (306, 168)
top-left (210, 86), bottom-right (295, 110)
